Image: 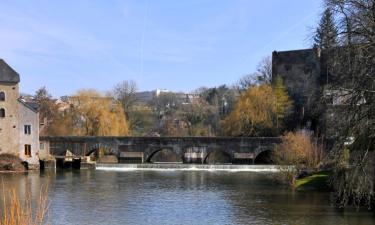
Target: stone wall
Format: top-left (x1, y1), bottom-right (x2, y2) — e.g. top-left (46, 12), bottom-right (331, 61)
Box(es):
top-left (0, 82), bottom-right (20, 155)
top-left (272, 48), bottom-right (324, 131)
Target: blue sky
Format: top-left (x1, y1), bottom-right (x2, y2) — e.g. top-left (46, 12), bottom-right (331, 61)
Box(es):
top-left (0, 0), bottom-right (323, 97)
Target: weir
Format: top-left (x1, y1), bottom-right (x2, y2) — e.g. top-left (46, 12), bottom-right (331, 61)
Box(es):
top-left (96, 163), bottom-right (281, 172)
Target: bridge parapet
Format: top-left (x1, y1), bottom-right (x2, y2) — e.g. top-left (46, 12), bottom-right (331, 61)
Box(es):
top-left (40, 136), bottom-right (281, 164)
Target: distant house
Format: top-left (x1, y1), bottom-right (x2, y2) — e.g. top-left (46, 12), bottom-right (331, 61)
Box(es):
top-left (0, 59), bottom-right (40, 169)
top-left (134, 89), bottom-right (201, 105)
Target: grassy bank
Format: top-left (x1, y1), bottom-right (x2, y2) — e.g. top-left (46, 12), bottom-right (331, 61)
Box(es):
top-left (295, 172), bottom-right (331, 191)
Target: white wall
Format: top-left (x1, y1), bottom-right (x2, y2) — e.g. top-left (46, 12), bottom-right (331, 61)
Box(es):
top-left (18, 102), bottom-right (39, 166)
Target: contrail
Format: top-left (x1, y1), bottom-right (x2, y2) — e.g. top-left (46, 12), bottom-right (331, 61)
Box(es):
top-left (140, 0), bottom-right (149, 77)
top-left (257, 11), bottom-right (317, 54)
top-left (233, 10), bottom-right (319, 76)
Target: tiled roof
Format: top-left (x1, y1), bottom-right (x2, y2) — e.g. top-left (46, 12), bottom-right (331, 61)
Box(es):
top-left (0, 59), bottom-right (20, 83)
top-left (18, 99), bottom-right (39, 113)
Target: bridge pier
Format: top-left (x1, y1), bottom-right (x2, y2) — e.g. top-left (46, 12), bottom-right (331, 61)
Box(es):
top-left (52, 156), bottom-right (89, 170)
top-left (184, 152), bottom-right (205, 164)
top-left (232, 153), bottom-right (255, 164)
top-left (119, 152), bottom-right (144, 163)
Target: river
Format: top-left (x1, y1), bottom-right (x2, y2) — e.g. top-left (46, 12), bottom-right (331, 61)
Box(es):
top-left (1, 169), bottom-right (374, 225)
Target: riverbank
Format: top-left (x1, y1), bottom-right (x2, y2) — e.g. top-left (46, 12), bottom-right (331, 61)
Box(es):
top-left (0, 154), bottom-right (26, 172)
top-left (96, 163), bottom-right (281, 172)
top-left (295, 172), bottom-right (331, 191)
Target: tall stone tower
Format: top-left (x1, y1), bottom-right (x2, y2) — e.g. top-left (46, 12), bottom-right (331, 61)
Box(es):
top-left (0, 59), bottom-right (20, 155)
top-left (272, 48), bottom-right (322, 130)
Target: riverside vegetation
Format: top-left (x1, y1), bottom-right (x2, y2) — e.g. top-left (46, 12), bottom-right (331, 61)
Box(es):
top-left (1, 186), bottom-right (49, 225)
top-left (1, 0), bottom-right (374, 214)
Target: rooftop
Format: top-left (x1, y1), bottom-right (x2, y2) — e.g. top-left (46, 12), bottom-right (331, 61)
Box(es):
top-left (0, 59), bottom-right (20, 83)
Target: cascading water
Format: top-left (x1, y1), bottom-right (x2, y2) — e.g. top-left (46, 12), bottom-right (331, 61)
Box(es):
top-left (95, 163), bottom-right (281, 172)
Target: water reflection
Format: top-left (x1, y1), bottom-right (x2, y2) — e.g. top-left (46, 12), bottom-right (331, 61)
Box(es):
top-left (1, 170), bottom-right (374, 225)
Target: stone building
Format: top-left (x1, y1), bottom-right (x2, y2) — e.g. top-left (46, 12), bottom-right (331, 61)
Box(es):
top-left (135, 89), bottom-right (201, 105)
top-left (272, 48), bottom-right (322, 130)
top-left (272, 47), bottom-right (349, 137)
top-left (0, 59), bottom-right (40, 168)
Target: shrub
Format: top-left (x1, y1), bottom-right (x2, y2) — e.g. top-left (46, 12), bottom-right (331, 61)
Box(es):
top-left (273, 131), bottom-right (325, 186)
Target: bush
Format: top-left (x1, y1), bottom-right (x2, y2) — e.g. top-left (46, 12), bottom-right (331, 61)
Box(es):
top-left (0, 154), bottom-right (27, 172)
top-left (273, 131), bottom-right (325, 186)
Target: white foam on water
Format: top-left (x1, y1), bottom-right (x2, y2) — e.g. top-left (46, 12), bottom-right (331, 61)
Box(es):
top-left (95, 165), bottom-right (281, 173)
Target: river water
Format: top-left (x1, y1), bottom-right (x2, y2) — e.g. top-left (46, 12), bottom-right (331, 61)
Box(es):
top-left (1, 169), bottom-right (374, 225)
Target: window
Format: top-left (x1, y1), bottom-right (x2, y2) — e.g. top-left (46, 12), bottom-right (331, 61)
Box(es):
top-left (0, 108), bottom-right (5, 118)
top-left (40, 143), bottom-right (44, 150)
top-left (24, 125), bottom-right (31, 135)
top-left (24, 145), bottom-right (32, 157)
top-left (0, 92), bottom-right (4, 101)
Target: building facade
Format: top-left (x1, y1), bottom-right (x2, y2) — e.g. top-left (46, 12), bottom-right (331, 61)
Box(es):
top-left (272, 47), bottom-right (350, 137)
top-left (135, 89), bottom-right (201, 105)
top-left (0, 59), bottom-right (40, 168)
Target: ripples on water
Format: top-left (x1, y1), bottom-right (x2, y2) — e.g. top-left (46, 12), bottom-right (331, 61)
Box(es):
top-left (1, 170), bottom-right (374, 225)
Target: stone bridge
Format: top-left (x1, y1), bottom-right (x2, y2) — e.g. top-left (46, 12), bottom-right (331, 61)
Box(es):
top-left (40, 136), bottom-right (281, 164)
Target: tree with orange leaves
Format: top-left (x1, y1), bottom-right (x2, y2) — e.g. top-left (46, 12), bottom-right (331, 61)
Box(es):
top-left (221, 81), bottom-right (291, 137)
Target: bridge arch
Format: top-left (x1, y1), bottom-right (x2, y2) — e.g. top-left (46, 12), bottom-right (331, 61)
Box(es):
top-left (204, 150), bottom-right (232, 164)
top-left (203, 147), bottom-right (233, 164)
top-left (254, 149), bottom-right (274, 164)
top-left (85, 143), bottom-right (116, 156)
top-left (146, 148), bottom-right (183, 163)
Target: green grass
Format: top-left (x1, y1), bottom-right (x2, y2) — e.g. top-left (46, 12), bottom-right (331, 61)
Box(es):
top-left (295, 172), bottom-right (331, 191)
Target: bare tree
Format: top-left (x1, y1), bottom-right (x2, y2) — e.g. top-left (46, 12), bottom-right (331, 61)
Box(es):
top-left (322, 0), bottom-right (375, 208)
top-left (236, 73), bottom-right (257, 92)
top-left (34, 87), bottom-right (54, 120)
top-left (236, 56), bottom-right (272, 93)
top-left (34, 87), bottom-right (60, 135)
top-left (256, 56), bottom-right (272, 84)
top-left (112, 80), bottom-right (138, 118)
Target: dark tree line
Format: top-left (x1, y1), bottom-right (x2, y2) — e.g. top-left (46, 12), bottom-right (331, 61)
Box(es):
top-left (315, 0), bottom-right (375, 208)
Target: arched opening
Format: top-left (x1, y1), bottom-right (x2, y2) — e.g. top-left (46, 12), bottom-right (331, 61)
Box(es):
top-left (0, 92), bottom-right (5, 101)
top-left (86, 146), bottom-right (117, 163)
top-left (204, 150), bottom-right (232, 164)
top-left (0, 108), bottom-right (5, 118)
top-left (254, 150), bottom-right (274, 165)
top-left (86, 145), bottom-right (115, 157)
top-left (85, 148), bottom-right (99, 157)
top-left (147, 149), bottom-right (182, 163)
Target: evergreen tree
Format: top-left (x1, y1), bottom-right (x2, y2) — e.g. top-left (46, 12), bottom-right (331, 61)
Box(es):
top-left (273, 76), bottom-right (292, 130)
top-left (313, 8), bottom-right (338, 49)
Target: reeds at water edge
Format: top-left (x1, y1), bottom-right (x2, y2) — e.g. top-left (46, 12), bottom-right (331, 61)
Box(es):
top-left (1, 184), bottom-right (49, 225)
